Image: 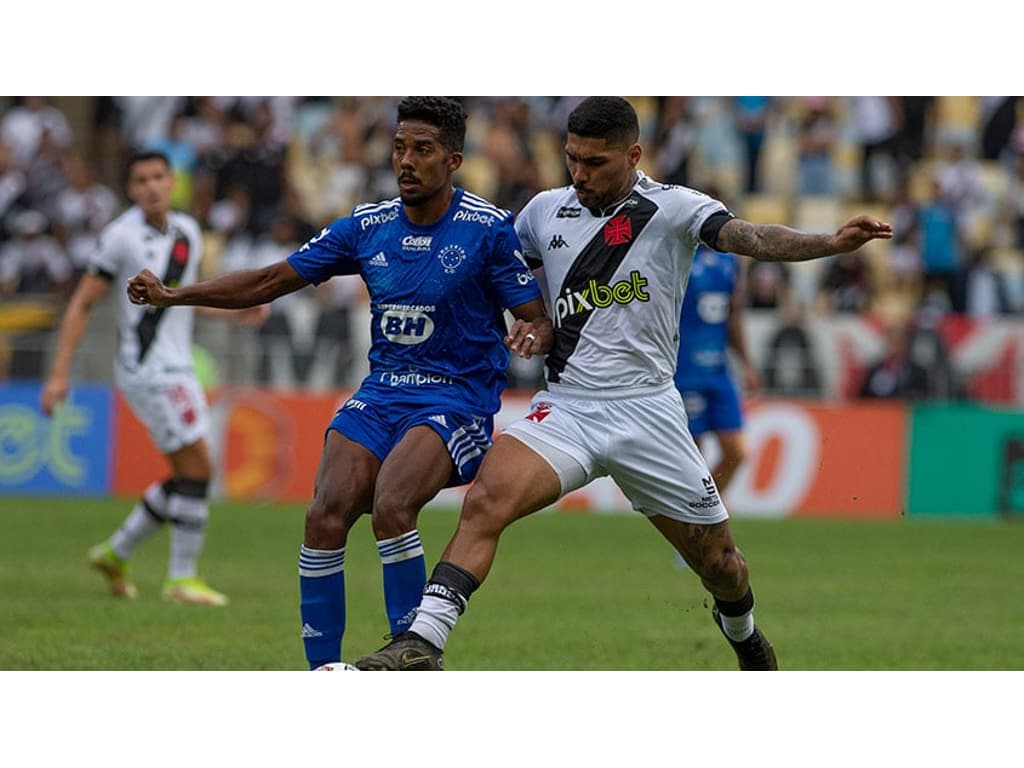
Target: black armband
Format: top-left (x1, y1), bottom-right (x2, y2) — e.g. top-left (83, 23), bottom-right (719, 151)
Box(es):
top-left (699, 209), bottom-right (735, 252)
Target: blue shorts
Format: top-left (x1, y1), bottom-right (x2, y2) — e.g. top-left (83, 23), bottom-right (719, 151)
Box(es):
top-left (326, 379), bottom-right (494, 487)
top-left (676, 375), bottom-right (743, 437)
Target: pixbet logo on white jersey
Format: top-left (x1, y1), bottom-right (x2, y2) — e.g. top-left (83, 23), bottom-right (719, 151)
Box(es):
top-left (553, 270), bottom-right (651, 326)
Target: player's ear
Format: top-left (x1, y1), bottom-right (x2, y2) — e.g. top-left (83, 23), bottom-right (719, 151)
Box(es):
top-left (627, 142), bottom-right (642, 167)
top-left (448, 151), bottom-right (464, 174)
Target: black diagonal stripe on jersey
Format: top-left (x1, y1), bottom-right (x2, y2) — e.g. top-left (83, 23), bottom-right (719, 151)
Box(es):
top-left (546, 193), bottom-right (658, 383)
top-left (136, 231), bottom-right (190, 363)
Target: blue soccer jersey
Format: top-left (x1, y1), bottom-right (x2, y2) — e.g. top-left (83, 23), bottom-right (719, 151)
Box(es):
top-left (287, 188), bottom-right (541, 415)
top-left (675, 246), bottom-right (744, 436)
top-left (675, 245), bottom-right (738, 388)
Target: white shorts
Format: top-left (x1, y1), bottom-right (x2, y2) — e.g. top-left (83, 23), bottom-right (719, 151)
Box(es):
top-left (119, 375), bottom-right (210, 454)
top-left (503, 382), bottom-right (729, 525)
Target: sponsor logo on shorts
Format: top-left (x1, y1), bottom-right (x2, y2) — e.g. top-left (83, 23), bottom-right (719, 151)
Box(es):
top-left (688, 475), bottom-right (720, 510)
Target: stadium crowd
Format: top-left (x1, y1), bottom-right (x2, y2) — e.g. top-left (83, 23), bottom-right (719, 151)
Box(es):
top-left (2, 96), bottom-right (1022, 399)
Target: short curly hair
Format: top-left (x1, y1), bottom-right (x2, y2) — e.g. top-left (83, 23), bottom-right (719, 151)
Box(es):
top-left (396, 96), bottom-right (468, 154)
top-left (567, 97), bottom-right (639, 147)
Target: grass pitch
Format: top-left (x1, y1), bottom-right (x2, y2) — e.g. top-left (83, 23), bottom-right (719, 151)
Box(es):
top-left (1, 496), bottom-right (1022, 670)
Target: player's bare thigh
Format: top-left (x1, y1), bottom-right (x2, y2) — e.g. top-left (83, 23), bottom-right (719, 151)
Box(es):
top-left (444, 434), bottom-right (562, 581)
top-left (166, 438), bottom-right (212, 480)
top-left (462, 435), bottom-right (562, 527)
top-left (373, 424), bottom-right (456, 536)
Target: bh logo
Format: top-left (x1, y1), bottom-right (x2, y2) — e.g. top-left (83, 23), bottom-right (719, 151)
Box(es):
top-left (382, 309), bottom-right (435, 345)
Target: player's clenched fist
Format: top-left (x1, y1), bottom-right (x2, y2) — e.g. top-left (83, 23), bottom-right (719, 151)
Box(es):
top-left (127, 269), bottom-right (172, 307)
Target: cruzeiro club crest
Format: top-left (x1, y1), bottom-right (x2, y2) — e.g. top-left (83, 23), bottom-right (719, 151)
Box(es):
top-left (438, 244), bottom-right (467, 274)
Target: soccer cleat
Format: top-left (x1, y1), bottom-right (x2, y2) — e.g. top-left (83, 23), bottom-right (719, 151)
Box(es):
top-left (712, 606), bottom-right (778, 670)
top-left (88, 542), bottom-right (138, 599)
top-left (354, 631), bottom-right (444, 671)
top-left (161, 577), bottom-right (229, 607)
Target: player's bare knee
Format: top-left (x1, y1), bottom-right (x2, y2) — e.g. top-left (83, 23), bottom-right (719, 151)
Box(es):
top-left (370, 494), bottom-right (418, 539)
top-left (460, 483), bottom-right (513, 537)
top-left (693, 546), bottom-right (747, 591)
top-left (304, 497), bottom-right (353, 547)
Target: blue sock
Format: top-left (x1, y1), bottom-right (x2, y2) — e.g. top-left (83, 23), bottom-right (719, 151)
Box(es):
top-left (377, 530), bottom-right (426, 635)
top-left (298, 545), bottom-right (346, 669)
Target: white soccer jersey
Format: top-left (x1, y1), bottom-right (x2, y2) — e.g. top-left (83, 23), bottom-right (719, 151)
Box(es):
top-left (515, 171), bottom-right (726, 391)
top-left (88, 207), bottom-right (203, 387)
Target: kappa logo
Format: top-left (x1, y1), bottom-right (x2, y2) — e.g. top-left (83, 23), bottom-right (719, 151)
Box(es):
top-left (548, 234), bottom-right (569, 250)
top-left (604, 215), bottom-right (633, 246)
top-left (369, 251), bottom-right (389, 267)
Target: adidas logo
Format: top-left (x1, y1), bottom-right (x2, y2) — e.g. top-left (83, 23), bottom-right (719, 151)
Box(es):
top-left (369, 251), bottom-right (389, 267)
top-left (428, 414), bottom-right (448, 428)
top-left (395, 607), bottom-right (418, 628)
top-left (301, 623), bottom-right (323, 638)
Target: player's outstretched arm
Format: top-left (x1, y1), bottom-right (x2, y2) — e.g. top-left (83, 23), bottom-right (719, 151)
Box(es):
top-left (127, 260), bottom-right (309, 310)
top-left (717, 214), bottom-right (893, 263)
top-left (506, 298), bottom-right (553, 359)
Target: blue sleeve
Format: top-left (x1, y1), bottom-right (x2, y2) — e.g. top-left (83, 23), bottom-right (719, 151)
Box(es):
top-left (286, 217), bottom-right (361, 286)
top-left (489, 217), bottom-right (542, 309)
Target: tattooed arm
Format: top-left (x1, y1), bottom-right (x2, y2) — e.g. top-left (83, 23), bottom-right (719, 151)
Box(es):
top-left (716, 214), bottom-right (893, 262)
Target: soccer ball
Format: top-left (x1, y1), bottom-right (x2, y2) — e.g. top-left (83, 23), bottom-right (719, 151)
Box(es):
top-left (313, 661), bottom-right (360, 671)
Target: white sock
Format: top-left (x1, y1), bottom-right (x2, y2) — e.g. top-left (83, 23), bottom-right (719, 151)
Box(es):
top-left (109, 482), bottom-right (167, 559)
top-left (166, 490), bottom-right (209, 580)
top-left (720, 611), bottom-right (755, 642)
top-left (409, 594), bottom-right (462, 651)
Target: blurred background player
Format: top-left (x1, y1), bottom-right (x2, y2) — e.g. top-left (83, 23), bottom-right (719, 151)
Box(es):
top-left (125, 98), bottom-right (550, 669)
top-left (675, 237), bottom-right (759, 498)
top-left (41, 150), bottom-right (262, 606)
